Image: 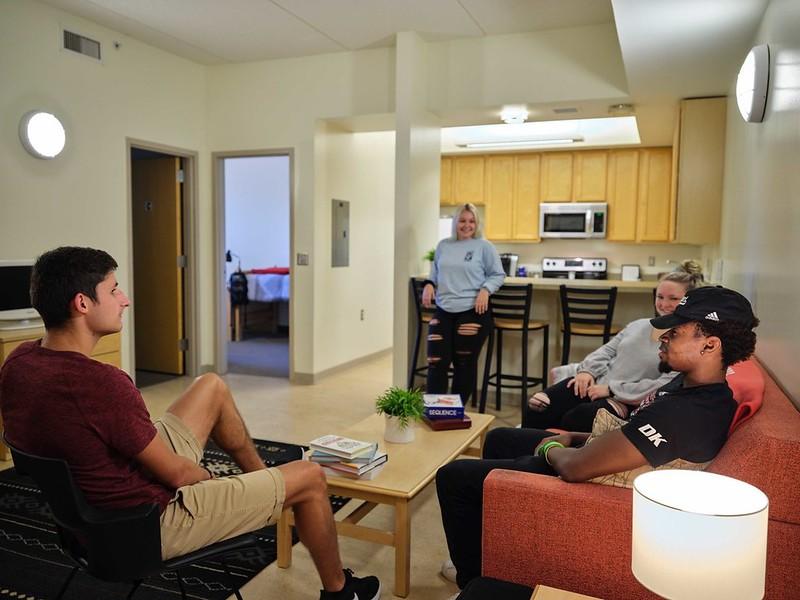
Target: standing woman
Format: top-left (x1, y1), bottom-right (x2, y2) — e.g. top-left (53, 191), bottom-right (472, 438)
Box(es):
top-left (422, 203), bottom-right (506, 405)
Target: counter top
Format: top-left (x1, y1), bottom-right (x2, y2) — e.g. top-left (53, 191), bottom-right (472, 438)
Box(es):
top-left (502, 276), bottom-right (657, 293)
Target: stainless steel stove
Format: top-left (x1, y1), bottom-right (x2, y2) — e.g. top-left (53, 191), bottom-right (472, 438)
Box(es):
top-left (541, 257), bottom-right (608, 280)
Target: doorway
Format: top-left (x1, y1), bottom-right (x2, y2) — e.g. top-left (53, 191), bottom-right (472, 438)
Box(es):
top-left (129, 142), bottom-right (198, 387)
top-left (214, 151), bottom-right (293, 378)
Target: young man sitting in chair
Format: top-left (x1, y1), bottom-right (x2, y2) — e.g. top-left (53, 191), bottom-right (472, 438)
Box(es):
top-left (0, 246), bottom-right (380, 600)
top-left (436, 285), bottom-right (759, 595)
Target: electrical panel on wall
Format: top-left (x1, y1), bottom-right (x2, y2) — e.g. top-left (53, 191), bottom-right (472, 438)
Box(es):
top-left (332, 199), bottom-right (349, 267)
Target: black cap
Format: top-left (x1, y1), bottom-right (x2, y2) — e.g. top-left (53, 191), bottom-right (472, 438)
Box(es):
top-left (650, 286), bottom-right (756, 330)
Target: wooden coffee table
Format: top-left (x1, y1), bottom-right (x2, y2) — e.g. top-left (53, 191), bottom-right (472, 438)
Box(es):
top-left (277, 411), bottom-right (494, 597)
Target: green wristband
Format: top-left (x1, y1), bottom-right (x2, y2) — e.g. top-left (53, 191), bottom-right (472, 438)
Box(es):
top-left (537, 440), bottom-right (565, 459)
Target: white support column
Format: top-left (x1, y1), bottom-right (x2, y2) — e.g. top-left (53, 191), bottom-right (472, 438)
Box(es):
top-left (393, 32), bottom-right (441, 387)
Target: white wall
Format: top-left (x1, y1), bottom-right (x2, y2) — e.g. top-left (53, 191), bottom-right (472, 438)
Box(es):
top-left (224, 155), bottom-right (290, 281)
top-left (0, 0), bottom-right (208, 374)
top-left (314, 126), bottom-right (395, 372)
top-left (719, 0), bottom-right (800, 400)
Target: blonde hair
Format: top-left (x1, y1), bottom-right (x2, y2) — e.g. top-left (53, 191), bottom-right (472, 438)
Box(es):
top-left (659, 259), bottom-right (705, 291)
top-left (450, 203), bottom-right (483, 239)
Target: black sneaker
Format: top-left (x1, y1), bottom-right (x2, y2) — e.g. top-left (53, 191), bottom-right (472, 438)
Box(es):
top-left (319, 568), bottom-right (381, 600)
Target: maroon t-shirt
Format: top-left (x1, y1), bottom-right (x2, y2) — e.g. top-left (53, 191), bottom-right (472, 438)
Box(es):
top-left (0, 341), bottom-right (173, 511)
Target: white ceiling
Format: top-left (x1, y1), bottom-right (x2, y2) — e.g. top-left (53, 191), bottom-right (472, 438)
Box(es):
top-left (40, 0), bottom-right (768, 146)
top-left (40, 0), bottom-right (615, 64)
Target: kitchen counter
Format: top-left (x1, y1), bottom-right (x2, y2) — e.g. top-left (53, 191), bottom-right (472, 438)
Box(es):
top-left (503, 276), bottom-right (656, 293)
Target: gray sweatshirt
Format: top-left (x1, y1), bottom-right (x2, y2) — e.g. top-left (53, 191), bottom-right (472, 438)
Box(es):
top-left (430, 238), bottom-right (505, 313)
top-left (576, 318), bottom-right (677, 405)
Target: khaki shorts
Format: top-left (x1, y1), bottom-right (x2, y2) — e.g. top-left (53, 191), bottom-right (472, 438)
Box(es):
top-left (154, 412), bottom-right (286, 559)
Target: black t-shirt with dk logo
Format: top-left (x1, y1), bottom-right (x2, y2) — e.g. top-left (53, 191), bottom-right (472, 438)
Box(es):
top-left (621, 374), bottom-right (736, 467)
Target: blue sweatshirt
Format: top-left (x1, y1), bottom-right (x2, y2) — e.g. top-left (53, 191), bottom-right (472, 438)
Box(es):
top-left (429, 238), bottom-right (505, 313)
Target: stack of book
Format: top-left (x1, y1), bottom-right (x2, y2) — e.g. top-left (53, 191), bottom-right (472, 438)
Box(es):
top-left (308, 434), bottom-right (388, 479)
top-left (423, 394), bottom-right (472, 430)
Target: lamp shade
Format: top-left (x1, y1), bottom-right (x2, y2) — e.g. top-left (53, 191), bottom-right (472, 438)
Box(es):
top-left (632, 470), bottom-right (768, 600)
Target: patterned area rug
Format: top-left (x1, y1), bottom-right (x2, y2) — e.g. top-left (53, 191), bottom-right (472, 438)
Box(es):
top-left (0, 439), bottom-right (348, 600)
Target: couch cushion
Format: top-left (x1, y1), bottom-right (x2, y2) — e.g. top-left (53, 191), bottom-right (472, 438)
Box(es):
top-left (726, 358), bottom-right (765, 434)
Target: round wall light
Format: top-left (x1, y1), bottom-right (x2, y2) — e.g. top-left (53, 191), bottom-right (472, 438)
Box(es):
top-left (19, 110), bottom-right (66, 159)
top-left (736, 44), bottom-right (770, 123)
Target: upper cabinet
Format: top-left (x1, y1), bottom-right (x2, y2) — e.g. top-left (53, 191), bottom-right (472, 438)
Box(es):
top-left (451, 155), bottom-right (485, 206)
top-left (672, 97), bottom-right (727, 245)
top-left (540, 152), bottom-right (573, 202)
top-left (440, 156), bottom-right (454, 205)
top-left (637, 148), bottom-right (673, 242)
top-left (606, 149), bottom-right (640, 242)
top-left (483, 154), bottom-right (541, 241)
top-left (573, 151), bottom-right (608, 201)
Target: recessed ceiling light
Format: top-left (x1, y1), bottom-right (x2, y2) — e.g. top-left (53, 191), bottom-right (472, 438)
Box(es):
top-left (608, 103), bottom-right (634, 116)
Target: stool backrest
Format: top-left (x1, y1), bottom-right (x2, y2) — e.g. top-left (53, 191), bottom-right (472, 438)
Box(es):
top-left (490, 283), bottom-right (533, 330)
top-left (410, 278), bottom-right (436, 320)
top-left (559, 285), bottom-right (618, 340)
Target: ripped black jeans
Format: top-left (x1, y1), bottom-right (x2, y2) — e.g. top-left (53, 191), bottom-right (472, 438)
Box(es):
top-left (425, 307), bottom-right (492, 405)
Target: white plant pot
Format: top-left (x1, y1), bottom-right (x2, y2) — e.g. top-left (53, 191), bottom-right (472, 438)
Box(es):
top-left (384, 415), bottom-right (415, 444)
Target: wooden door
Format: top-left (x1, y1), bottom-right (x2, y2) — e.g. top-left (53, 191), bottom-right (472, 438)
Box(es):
top-left (606, 150), bottom-right (639, 241)
top-left (540, 152), bottom-right (573, 202)
top-left (132, 157), bottom-right (185, 374)
top-left (440, 156), bottom-right (455, 205)
top-left (573, 150), bottom-right (608, 201)
top-left (637, 148), bottom-right (673, 242)
top-left (513, 154), bottom-right (541, 240)
top-left (452, 156), bottom-right (485, 205)
top-left (484, 155), bottom-right (514, 240)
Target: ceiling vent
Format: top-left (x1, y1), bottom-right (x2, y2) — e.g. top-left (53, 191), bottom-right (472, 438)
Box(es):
top-left (553, 107), bottom-right (579, 114)
top-left (63, 29), bottom-right (101, 61)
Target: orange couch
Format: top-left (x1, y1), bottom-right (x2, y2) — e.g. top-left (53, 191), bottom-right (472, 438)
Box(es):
top-left (481, 360), bottom-right (800, 599)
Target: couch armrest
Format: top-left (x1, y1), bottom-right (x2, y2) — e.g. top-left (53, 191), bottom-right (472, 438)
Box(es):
top-left (482, 469), bottom-right (657, 600)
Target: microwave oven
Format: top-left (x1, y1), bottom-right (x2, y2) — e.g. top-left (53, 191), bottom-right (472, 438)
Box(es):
top-left (539, 202), bottom-right (607, 239)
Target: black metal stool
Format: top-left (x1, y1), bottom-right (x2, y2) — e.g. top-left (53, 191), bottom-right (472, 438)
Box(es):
top-left (480, 283), bottom-right (549, 413)
top-left (559, 285), bottom-right (620, 365)
top-left (408, 278), bottom-right (437, 389)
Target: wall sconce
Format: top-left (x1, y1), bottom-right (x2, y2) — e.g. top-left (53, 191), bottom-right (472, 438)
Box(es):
top-left (19, 110), bottom-right (66, 159)
top-left (736, 44), bottom-right (770, 122)
top-left (632, 470), bottom-right (768, 600)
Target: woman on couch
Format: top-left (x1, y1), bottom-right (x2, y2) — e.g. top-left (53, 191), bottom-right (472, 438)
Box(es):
top-left (523, 260), bottom-right (705, 431)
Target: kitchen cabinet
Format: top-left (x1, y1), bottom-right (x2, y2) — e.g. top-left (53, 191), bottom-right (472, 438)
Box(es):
top-left (483, 154), bottom-right (541, 241)
top-left (452, 155), bottom-right (485, 205)
top-left (606, 149), bottom-right (640, 241)
top-left (637, 148), bottom-right (673, 242)
top-left (540, 152), bottom-right (573, 202)
top-left (573, 150), bottom-right (608, 201)
top-left (484, 155), bottom-right (514, 239)
top-left (671, 97), bottom-right (726, 244)
top-left (512, 154), bottom-right (541, 240)
top-left (440, 156), bottom-right (454, 205)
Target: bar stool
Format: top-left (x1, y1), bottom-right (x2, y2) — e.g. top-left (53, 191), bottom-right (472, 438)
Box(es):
top-left (559, 285), bottom-right (620, 365)
top-left (408, 278), bottom-right (437, 389)
top-left (480, 283), bottom-right (549, 413)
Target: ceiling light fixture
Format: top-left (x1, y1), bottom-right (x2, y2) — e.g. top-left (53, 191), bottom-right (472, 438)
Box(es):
top-left (608, 103), bottom-right (634, 116)
top-left (736, 44), bottom-right (770, 123)
top-left (19, 110), bottom-right (66, 159)
top-left (500, 106), bottom-right (529, 124)
top-left (459, 138), bottom-right (580, 149)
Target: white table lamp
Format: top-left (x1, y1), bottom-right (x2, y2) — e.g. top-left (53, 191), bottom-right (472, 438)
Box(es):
top-left (632, 470), bottom-right (768, 600)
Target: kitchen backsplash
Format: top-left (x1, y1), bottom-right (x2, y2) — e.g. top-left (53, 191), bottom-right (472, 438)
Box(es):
top-left (493, 239), bottom-right (713, 280)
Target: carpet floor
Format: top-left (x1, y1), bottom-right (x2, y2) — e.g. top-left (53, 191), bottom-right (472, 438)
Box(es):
top-left (0, 439), bottom-right (347, 600)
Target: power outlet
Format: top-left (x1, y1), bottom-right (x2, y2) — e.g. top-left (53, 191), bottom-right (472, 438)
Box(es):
top-left (360, 309), bottom-right (365, 321)
top-left (648, 256), bottom-right (656, 267)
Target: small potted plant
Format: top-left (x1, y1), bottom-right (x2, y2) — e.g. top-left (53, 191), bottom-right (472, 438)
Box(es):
top-left (375, 386), bottom-right (425, 443)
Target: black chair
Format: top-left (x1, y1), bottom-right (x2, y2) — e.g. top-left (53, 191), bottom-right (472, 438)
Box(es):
top-left (5, 437), bottom-right (257, 600)
top-left (480, 283), bottom-right (549, 413)
top-left (408, 278), bottom-right (438, 389)
top-left (559, 285), bottom-right (620, 365)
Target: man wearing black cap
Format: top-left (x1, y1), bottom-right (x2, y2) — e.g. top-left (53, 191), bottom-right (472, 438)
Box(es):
top-left (435, 285), bottom-right (759, 592)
